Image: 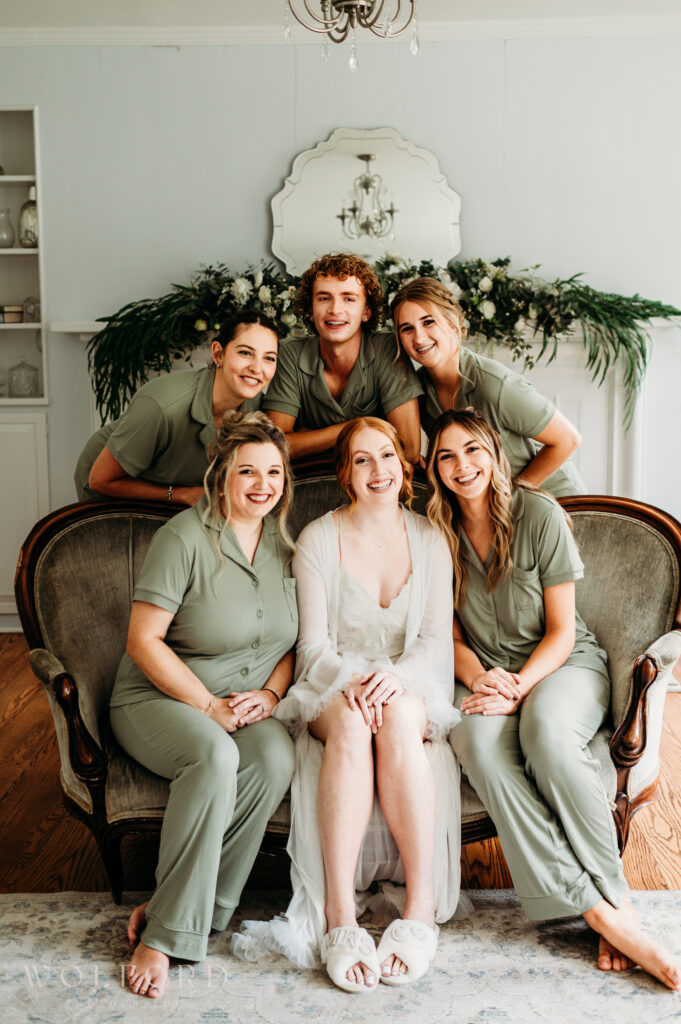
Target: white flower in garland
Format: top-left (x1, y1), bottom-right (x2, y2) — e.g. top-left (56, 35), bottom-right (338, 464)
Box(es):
top-left (281, 311), bottom-right (298, 328)
top-left (514, 317), bottom-right (526, 333)
top-left (258, 285), bottom-right (272, 304)
top-left (480, 299), bottom-right (496, 320)
top-left (264, 304), bottom-right (276, 318)
top-left (253, 270), bottom-right (264, 289)
top-left (479, 276), bottom-right (493, 293)
top-left (231, 278), bottom-right (253, 304)
top-left (450, 283), bottom-right (463, 302)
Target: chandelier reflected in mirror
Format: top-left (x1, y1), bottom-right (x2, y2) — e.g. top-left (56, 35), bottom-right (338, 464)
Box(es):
top-left (284, 1), bottom-right (420, 72)
top-left (337, 154), bottom-right (397, 241)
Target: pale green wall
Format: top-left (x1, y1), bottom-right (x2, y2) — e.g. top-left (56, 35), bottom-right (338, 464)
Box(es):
top-left (0, 35), bottom-right (679, 509)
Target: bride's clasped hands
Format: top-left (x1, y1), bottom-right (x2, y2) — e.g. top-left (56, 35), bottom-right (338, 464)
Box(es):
top-left (343, 670), bottom-right (405, 732)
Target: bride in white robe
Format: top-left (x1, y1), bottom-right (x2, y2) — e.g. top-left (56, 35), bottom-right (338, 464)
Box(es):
top-left (233, 418), bottom-right (467, 989)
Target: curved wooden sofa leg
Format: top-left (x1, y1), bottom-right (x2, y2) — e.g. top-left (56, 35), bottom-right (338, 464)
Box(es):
top-left (100, 832), bottom-right (125, 905)
top-left (609, 654), bottom-right (659, 853)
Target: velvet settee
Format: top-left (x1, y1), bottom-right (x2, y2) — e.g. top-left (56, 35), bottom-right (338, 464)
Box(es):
top-left (14, 468), bottom-right (681, 902)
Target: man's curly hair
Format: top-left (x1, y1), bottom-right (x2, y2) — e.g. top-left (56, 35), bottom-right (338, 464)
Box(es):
top-left (296, 253), bottom-right (385, 335)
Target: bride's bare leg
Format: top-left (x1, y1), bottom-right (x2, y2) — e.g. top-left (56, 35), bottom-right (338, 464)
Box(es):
top-left (375, 694), bottom-right (435, 978)
top-left (310, 696), bottom-right (375, 987)
top-left (584, 894), bottom-right (680, 989)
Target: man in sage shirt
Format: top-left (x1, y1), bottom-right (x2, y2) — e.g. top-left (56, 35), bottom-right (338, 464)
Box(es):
top-left (263, 253), bottom-right (423, 463)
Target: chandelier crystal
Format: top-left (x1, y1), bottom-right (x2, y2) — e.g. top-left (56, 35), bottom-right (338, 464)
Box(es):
top-left (285, 1), bottom-right (419, 71)
top-left (336, 154), bottom-right (397, 241)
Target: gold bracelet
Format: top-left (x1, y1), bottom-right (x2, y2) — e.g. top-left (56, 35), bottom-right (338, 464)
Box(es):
top-left (262, 687), bottom-right (281, 703)
top-left (167, 484), bottom-right (174, 504)
top-left (205, 696), bottom-right (217, 715)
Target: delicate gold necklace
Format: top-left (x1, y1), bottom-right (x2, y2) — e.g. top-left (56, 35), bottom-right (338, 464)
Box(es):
top-left (346, 508), bottom-right (404, 550)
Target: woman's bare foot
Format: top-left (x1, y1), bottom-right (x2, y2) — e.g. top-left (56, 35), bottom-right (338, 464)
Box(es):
top-left (598, 935), bottom-right (634, 972)
top-left (584, 898), bottom-right (681, 990)
top-left (127, 941), bottom-right (169, 998)
top-left (127, 900), bottom-right (149, 946)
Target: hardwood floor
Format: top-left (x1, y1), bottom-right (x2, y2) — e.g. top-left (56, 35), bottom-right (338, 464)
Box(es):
top-left (1, 631), bottom-right (680, 894)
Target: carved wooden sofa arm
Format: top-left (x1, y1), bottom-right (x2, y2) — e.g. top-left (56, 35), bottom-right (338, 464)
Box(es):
top-left (609, 630), bottom-right (681, 849)
top-left (30, 647), bottom-right (109, 817)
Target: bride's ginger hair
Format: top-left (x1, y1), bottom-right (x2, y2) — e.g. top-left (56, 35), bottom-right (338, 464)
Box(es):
top-left (334, 417), bottom-right (414, 508)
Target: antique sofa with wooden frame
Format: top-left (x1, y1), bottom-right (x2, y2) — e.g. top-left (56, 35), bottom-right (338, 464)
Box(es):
top-left (14, 468), bottom-right (681, 902)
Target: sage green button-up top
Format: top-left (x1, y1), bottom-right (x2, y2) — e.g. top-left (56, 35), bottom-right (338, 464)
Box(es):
top-left (419, 347), bottom-right (585, 498)
top-left (75, 366), bottom-right (261, 500)
top-left (110, 500), bottom-right (298, 708)
top-left (262, 331), bottom-right (422, 427)
top-left (456, 489), bottom-right (607, 676)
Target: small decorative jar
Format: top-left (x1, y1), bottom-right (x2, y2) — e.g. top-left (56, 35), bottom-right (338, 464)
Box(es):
top-left (23, 296), bottom-right (41, 323)
top-left (0, 208), bottom-right (15, 248)
top-left (8, 358), bottom-right (40, 398)
top-left (18, 187), bottom-right (38, 248)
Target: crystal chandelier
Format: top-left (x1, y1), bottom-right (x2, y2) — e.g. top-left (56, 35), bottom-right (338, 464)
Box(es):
top-left (337, 154), bottom-right (397, 241)
top-left (284, 1), bottom-right (420, 72)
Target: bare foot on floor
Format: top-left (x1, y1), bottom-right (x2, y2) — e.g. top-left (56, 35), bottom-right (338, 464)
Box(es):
top-left (127, 941), bottom-right (169, 998)
top-left (585, 898), bottom-right (681, 990)
top-left (127, 900), bottom-right (149, 946)
top-left (597, 935), bottom-right (633, 972)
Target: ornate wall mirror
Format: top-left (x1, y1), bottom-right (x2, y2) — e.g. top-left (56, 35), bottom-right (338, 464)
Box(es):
top-left (271, 127), bottom-right (461, 274)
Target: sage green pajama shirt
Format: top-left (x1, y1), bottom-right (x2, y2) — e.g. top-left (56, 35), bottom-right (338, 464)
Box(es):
top-left (110, 502), bottom-right (297, 960)
top-left (449, 489), bottom-right (628, 920)
top-left (74, 365), bottom-right (260, 500)
top-left (262, 330), bottom-right (422, 427)
top-left (419, 347), bottom-right (585, 498)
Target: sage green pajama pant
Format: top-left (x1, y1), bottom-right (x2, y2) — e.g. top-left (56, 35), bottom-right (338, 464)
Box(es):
top-left (110, 697), bottom-right (295, 960)
top-left (449, 664), bottom-right (628, 921)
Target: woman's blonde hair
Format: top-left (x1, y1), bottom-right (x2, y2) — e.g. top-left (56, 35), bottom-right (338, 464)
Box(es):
top-left (334, 416), bottom-right (414, 508)
top-left (425, 409), bottom-right (516, 609)
top-left (389, 277), bottom-right (467, 358)
top-left (202, 411), bottom-right (295, 573)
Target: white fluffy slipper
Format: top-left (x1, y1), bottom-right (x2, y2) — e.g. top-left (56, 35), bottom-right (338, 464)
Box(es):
top-left (376, 918), bottom-right (439, 986)
top-left (320, 925), bottom-right (380, 993)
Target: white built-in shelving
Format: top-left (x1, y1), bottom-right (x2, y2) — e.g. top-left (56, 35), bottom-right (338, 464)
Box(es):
top-left (0, 107), bottom-right (47, 404)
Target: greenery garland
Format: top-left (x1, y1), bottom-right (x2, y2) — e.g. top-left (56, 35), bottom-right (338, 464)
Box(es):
top-left (87, 256), bottom-right (680, 426)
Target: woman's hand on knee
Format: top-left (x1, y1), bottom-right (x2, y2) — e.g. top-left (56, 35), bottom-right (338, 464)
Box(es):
top-left (361, 670), bottom-right (404, 708)
top-left (461, 691), bottom-right (520, 717)
top-left (207, 697), bottom-right (243, 733)
top-left (228, 688), bottom-right (279, 727)
top-left (470, 667), bottom-right (521, 701)
top-left (344, 675), bottom-right (381, 733)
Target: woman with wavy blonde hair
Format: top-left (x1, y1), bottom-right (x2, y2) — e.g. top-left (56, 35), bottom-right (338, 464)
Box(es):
top-left (391, 277), bottom-right (584, 496)
top-left (109, 411), bottom-right (298, 1000)
top-left (427, 407), bottom-right (680, 991)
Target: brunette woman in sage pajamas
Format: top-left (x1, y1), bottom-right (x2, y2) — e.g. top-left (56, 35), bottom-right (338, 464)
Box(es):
top-left (109, 412), bottom-right (297, 999)
top-left (75, 311), bottom-right (279, 505)
top-left (426, 408), bottom-right (680, 991)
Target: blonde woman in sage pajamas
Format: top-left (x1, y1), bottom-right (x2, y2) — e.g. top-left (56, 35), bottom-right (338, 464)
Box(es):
top-left (109, 412), bottom-right (297, 999)
top-left (426, 408), bottom-right (680, 991)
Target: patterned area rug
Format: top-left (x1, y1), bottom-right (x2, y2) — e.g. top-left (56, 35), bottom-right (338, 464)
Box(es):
top-left (2, 889), bottom-right (680, 1024)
